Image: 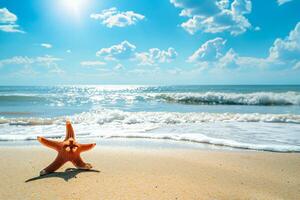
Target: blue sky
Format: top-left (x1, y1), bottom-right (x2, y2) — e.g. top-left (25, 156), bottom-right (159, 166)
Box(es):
top-left (0, 0), bottom-right (300, 85)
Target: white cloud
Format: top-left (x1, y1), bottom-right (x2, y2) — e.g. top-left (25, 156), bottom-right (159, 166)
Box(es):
top-left (0, 55), bottom-right (61, 67)
top-left (188, 37), bottom-right (226, 62)
top-left (96, 40), bottom-right (136, 61)
top-left (0, 55), bottom-right (63, 75)
top-left (66, 49), bottom-right (72, 53)
top-left (218, 48), bottom-right (239, 68)
top-left (114, 63), bottom-right (123, 70)
top-left (80, 61), bottom-right (106, 66)
top-left (277, 0), bottom-right (293, 5)
top-left (170, 0), bottom-right (222, 17)
top-left (268, 22), bottom-right (300, 62)
top-left (90, 7), bottom-right (145, 28)
top-left (96, 41), bottom-right (177, 67)
top-left (187, 22), bottom-right (300, 70)
top-left (187, 39), bottom-right (265, 69)
top-left (49, 66), bottom-right (64, 74)
top-left (0, 7), bottom-right (17, 23)
top-left (0, 56), bottom-right (34, 66)
top-left (254, 26), bottom-right (260, 31)
top-left (170, 0), bottom-right (252, 35)
top-left (216, 47), bottom-right (269, 69)
top-left (135, 47), bottom-right (178, 66)
top-left (41, 43), bottom-right (52, 49)
top-left (0, 24), bottom-right (23, 33)
top-left (34, 55), bottom-right (61, 64)
top-left (167, 67), bottom-right (183, 75)
top-left (293, 61), bottom-right (300, 70)
top-left (231, 0), bottom-right (251, 14)
top-left (0, 8), bottom-right (24, 33)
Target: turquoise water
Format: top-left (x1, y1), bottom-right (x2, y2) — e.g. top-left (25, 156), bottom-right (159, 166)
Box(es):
top-left (0, 85), bottom-right (300, 152)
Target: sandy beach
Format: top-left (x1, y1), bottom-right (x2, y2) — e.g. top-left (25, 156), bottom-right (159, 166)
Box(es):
top-left (0, 144), bottom-right (299, 200)
top-left (1, 0), bottom-right (300, 198)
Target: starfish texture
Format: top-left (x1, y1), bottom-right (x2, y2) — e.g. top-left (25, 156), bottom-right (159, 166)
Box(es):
top-left (37, 121), bottom-right (96, 176)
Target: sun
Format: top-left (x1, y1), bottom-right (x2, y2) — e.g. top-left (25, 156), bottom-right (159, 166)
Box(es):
top-left (59, 0), bottom-right (87, 18)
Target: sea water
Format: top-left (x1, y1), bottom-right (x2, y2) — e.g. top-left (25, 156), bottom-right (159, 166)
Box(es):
top-left (0, 85), bottom-right (300, 152)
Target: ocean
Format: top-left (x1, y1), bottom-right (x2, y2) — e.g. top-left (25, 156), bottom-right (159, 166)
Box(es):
top-left (0, 85), bottom-right (300, 152)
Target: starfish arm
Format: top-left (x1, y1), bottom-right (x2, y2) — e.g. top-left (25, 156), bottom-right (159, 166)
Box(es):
top-left (65, 121), bottom-right (75, 140)
top-left (37, 137), bottom-right (61, 151)
top-left (79, 143), bottom-right (96, 152)
top-left (40, 155), bottom-right (66, 175)
top-left (72, 156), bottom-right (92, 170)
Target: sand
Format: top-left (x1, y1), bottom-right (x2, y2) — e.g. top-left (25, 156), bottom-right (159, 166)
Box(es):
top-left (0, 145), bottom-right (299, 200)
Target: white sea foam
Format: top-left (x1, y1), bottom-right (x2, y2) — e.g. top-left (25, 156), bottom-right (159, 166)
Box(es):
top-left (152, 92), bottom-right (300, 105)
top-left (1, 109), bottom-right (300, 126)
top-left (0, 109), bottom-right (300, 152)
top-left (98, 133), bottom-right (300, 152)
top-left (1, 91), bottom-right (300, 107)
top-left (0, 125), bottom-right (299, 152)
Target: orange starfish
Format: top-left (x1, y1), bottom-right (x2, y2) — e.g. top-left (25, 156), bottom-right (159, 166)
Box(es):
top-left (37, 120), bottom-right (96, 176)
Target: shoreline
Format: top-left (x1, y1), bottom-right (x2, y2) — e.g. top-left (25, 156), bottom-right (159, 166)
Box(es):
top-left (0, 144), bottom-right (299, 199)
top-left (1, 137), bottom-right (299, 153)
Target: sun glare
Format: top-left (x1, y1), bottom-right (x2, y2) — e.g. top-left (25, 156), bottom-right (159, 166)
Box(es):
top-left (59, 0), bottom-right (87, 18)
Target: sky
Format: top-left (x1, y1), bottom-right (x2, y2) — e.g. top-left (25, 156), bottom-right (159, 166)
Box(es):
top-left (0, 0), bottom-right (300, 85)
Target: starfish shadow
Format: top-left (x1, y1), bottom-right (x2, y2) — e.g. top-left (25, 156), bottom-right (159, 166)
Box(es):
top-left (25, 168), bottom-right (100, 182)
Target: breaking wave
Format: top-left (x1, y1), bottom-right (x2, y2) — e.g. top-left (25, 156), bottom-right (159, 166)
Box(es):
top-left (1, 109), bottom-right (300, 152)
top-left (99, 133), bottom-right (300, 153)
top-left (1, 128), bottom-right (300, 153)
top-left (1, 91), bottom-right (300, 107)
top-left (153, 92), bottom-right (300, 106)
top-left (1, 109), bottom-right (300, 126)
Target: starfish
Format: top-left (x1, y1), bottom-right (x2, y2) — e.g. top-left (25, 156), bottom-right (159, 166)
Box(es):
top-left (37, 120), bottom-right (96, 176)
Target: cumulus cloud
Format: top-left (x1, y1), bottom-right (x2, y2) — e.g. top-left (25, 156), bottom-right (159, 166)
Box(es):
top-left (188, 38), bottom-right (273, 69)
top-left (217, 48), bottom-right (239, 68)
top-left (222, 50), bottom-right (271, 69)
top-left (90, 7), bottom-right (145, 28)
top-left (231, 0), bottom-right (251, 14)
top-left (170, 0), bottom-right (252, 35)
top-left (135, 47), bottom-right (178, 66)
top-left (170, 0), bottom-right (221, 17)
top-left (0, 8), bottom-right (24, 33)
top-left (188, 22), bottom-right (300, 70)
top-left (41, 43), bottom-right (52, 49)
top-left (95, 40), bottom-right (178, 67)
top-left (0, 8), bottom-right (17, 23)
top-left (277, 0), bottom-right (293, 5)
top-left (188, 37), bottom-right (226, 62)
top-left (268, 22), bottom-right (300, 63)
top-left (96, 40), bottom-right (136, 61)
top-left (80, 61), bottom-right (106, 66)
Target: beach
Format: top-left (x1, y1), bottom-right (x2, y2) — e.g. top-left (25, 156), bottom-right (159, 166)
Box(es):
top-left (0, 85), bottom-right (300, 199)
top-left (1, 144), bottom-right (299, 200)
top-left (1, 85), bottom-right (300, 153)
top-left (1, 0), bottom-right (300, 197)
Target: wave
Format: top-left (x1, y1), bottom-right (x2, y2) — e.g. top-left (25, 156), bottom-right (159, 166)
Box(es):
top-left (153, 92), bottom-right (300, 106)
top-left (2, 90), bottom-right (300, 107)
top-left (1, 131), bottom-right (299, 153)
top-left (100, 133), bottom-right (300, 153)
top-left (0, 118), bottom-right (56, 126)
top-left (1, 109), bottom-right (300, 126)
top-left (1, 109), bottom-right (300, 152)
